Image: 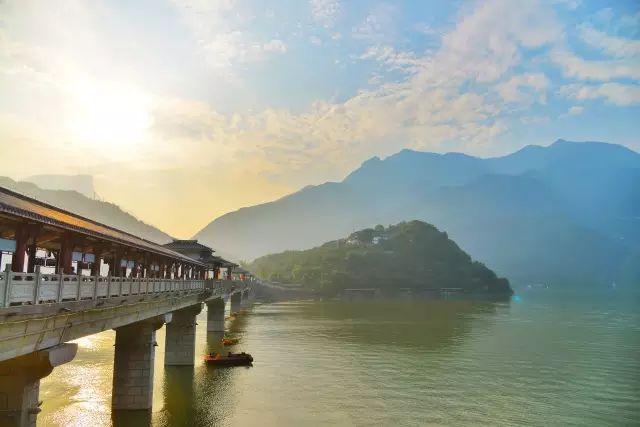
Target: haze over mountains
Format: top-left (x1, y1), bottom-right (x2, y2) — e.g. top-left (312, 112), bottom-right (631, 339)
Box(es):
top-left (24, 174), bottom-right (96, 199)
top-left (2, 140), bottom-right (637, 289)
top-left (195, 140), bottom-right (640, 288)
top-left (0, 177), bottom-right (172, 244)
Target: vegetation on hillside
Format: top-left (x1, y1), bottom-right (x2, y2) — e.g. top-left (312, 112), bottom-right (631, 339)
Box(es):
top-left (249, 220), bottom-right (513, 296)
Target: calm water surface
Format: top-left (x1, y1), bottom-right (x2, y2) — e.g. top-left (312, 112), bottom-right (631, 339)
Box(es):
top-left (39, 292), bottom-right (640, 426)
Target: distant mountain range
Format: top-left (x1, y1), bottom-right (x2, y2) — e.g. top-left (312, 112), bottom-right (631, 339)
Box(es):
top-left (24, 174), bottom-right (96, 198)
top-left (195, 140), bottom-right (640, 289)
top-left (0, 177), bottom-right (172, 244)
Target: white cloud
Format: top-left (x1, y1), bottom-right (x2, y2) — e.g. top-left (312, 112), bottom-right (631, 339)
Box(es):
top-left (434, 0), bottom-right (561, 83)
top-left (520, 115), bottom-right (550, 125)
top-left (567, 105), bottom-right (584, 115)
top-left (551, 48), bottom-right (640, 81)
top-left (496, 73), bottom-right (549, 105)
top-left (309, 35), bottom-right (323, 46)
top-left (310, 0), bottom-right (341, 27)
top-left (578, 24), bottom-right (640, 58)
top-left (146, 0), bottom-right (572, 183)
top-left (359, 45), bottom-right (420, 73)
top-left (559, 83), bottom-right (640, 106)
top-left (263, 39), bottom-right (287, 53)
top-left (559, 105), bottom-right (585, 118)
top-left (352, 3), bottom-right (398, 42)
top-left (172, 0), bottom-right (286, 71)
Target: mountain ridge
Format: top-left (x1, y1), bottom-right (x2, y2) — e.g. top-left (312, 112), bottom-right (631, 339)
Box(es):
top-left (194, 140), bottom-right (640, 288)
top-left (0, 177), bottom-right (173, 244)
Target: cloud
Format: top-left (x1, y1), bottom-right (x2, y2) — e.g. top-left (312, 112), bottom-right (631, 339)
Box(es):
top-left (359, 45), bottom-right (420, 72)
top-left (551, 11), bottom-right (640, 82)
top-left (496, 73), bottom-right (549, 105)
top-left (559, 83), bottom-right (640, 106)
top-left (520, 115), bottom-right (550, 125)
top-left (567, 105), bottom-right (584, 115)
top-left (352, 3), bottom-right (398, 42)
top-left (171, 0), bottom-right (287, 71)
top-left (310, 0), bottom-right (341, 27)
top-left (433, 0), bottom-right (560, 83)
top-left (559, 105), bottom-right (585, 118)
top-left (146, 0), bottom-right (571, 186)
top-left (263, 39), bottom-right (287, 53)
top-left (551, 48), bottom-right (640, 81)
top-left (309, 35), bottom-right (323, 46)
top-left (578, 24), bottom-right (640, 58)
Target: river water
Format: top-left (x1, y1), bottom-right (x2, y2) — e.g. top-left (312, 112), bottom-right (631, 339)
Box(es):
top-left (38, 292), bottom-right (640, 426)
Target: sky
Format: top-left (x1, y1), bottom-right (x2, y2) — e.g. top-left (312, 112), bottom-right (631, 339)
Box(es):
top-left (0, 0), bottom-right (639, 238)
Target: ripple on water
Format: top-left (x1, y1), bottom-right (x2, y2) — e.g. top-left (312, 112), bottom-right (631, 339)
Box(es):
top-left (37, 296), bottom-right (640, 427)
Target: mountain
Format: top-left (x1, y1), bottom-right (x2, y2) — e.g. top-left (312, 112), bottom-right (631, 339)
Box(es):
top-left (248, 220), bottom-right (513, 297)
top-left (24, 174), bottom-right (96, 198)
top-left (195, 140), bottom-right (640, 289)
top-left (0, 177), bottom-right (173, 244)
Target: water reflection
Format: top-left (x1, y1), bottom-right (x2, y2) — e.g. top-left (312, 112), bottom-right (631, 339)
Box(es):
top-left (206, 332), bottom-right (225, 354)
top-left (293, 298), bottom-right (503, 350)
top-left (156, 366), bottom-right (196, 427)
top-left (112, 409), bottom-right (151, 427)
top-left (38, 296), bottom-right (639, 426)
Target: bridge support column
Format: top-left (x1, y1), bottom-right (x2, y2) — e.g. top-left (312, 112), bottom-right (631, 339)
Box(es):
top-left (240, 290), bottom-right (252, 308)
top-left (230, 292), bottom-right (241, 315)
top-left (112, 314), bottom-right (170, 411)
top-left (206, 298), bottom-right (226, 332)
top-left (165, 305), bottom-right (201, 366)
top-left (0, 344), bottom-right (77, 427)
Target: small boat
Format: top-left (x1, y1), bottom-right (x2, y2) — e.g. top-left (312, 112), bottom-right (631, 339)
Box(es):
top-left (204, 352), bottom-right (253, 367)
top-left (222, 337), bottom-right (239, 346)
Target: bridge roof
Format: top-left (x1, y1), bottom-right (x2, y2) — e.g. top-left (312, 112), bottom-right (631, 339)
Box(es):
top-left (0, 186), bottom-right (203, 266)
top-left (163, 239), bottom-right (215, 253)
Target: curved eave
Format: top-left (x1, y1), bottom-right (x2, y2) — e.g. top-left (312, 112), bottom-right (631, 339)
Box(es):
top-left (0, 187), bottom-right (204, 267)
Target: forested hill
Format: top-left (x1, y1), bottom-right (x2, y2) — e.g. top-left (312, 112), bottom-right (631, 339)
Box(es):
top-left (197, 140), bottom-right (640, 289)
top-left (248, 221), bottom-right (513, 296)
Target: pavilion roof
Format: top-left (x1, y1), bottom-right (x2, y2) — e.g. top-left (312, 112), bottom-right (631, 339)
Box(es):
top-left (162, 239), bottom-right (215, 253)
top-left (0, 186), bottom-right (204, 266)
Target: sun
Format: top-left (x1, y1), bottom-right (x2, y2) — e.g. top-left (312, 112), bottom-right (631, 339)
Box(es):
top-left (68, 79), bottom-right (151, 148)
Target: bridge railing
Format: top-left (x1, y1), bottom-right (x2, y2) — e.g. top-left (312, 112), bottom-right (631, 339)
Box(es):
top-left (204, 279), bottom-right (248, 295)
top-left (0, 269), bottom-right (207, 307)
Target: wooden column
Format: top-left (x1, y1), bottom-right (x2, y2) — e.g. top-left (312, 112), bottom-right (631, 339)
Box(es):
top-left (58, 235), bottom-right (74, 275)
top-left (11, 225), bottom-right (29, 273)
top-left (26, 241), bottom-right (37, 273)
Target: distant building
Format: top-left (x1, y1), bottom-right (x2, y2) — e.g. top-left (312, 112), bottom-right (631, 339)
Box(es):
top-left (162, 239), bottom-right (237, 279)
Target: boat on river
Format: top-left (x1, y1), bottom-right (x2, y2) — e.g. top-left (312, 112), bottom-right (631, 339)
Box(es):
top-left (222, 336), bottom-right (240, 346)
top-left (204, 352), bottom-right (253, 367)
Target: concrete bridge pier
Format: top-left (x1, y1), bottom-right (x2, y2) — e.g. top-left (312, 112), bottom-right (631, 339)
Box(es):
top-left (230, 292), bottom-right (242, 314)
top-left (112, 314), bottom-right (170, 411)
top-left (0, 344), bottom-right (77, 427)
top-left (165, 305), bottom-right (202, 366)
top-left (206, 298), bottom-right (226, 332)
top-left (240, 290), bottom-right (251, 309)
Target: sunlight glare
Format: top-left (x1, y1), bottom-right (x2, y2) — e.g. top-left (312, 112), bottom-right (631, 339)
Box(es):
top-left (68, 79), bottom-right (150, 148)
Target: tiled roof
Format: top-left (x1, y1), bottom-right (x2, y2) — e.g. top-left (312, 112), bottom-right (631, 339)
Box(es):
top-left (0, 186), bottom-right (203, 266)
top-left (163, 239), bottom-right (215, 252)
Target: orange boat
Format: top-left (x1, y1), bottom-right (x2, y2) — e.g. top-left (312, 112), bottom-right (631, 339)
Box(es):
top-left (222, 337), bottom-right (239, 346)
top-left (204, 352), bottom-right (253, 367)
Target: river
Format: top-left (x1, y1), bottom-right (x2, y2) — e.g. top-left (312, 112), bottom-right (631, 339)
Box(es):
top-left (38, 291), bottom-right (640, 426)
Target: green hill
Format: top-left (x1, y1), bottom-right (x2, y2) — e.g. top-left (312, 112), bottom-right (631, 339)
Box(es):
top-left (196, 140), bottom-right (640, 290)
top-left (249, 220), bottom-right (513, 297)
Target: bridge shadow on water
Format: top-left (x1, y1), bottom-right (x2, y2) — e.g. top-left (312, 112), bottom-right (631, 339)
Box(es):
top-left (108, 313), bottom-right (253, 427)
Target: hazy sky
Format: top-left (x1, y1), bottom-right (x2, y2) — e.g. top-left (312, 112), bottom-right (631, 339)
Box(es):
top-left (1, 0), bottom-right (639, 237)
